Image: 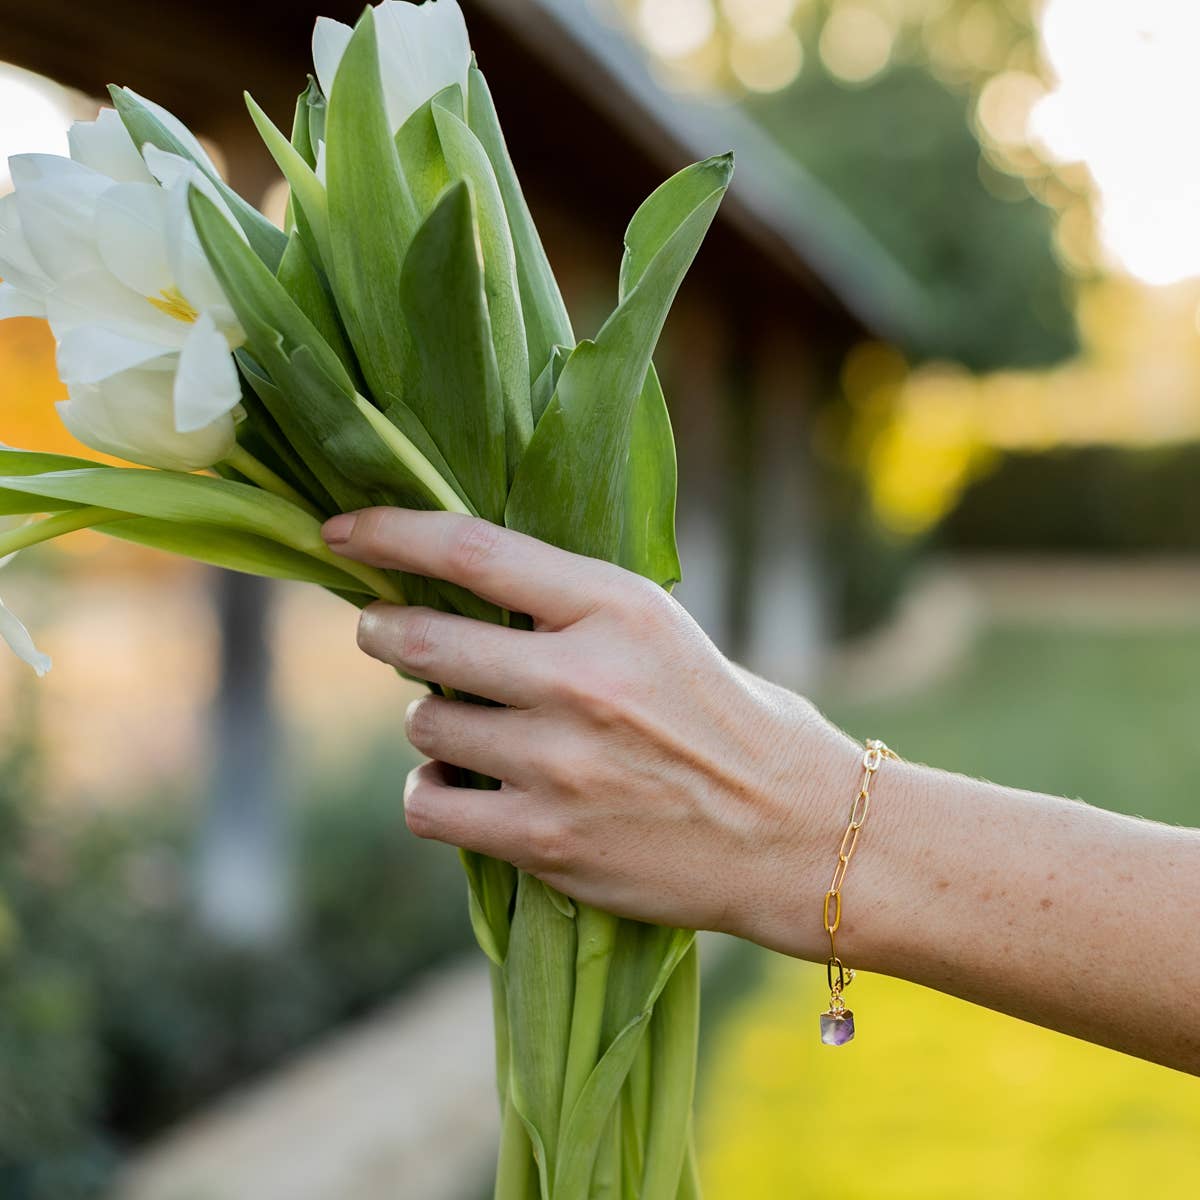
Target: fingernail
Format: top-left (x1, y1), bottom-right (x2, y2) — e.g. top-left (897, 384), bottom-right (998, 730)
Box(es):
top-left (322, 513), bottom-right (356, 544)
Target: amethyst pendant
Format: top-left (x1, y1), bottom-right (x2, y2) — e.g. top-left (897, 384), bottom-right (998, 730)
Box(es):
top-left (820, 1008), bottom-right (855, 1046)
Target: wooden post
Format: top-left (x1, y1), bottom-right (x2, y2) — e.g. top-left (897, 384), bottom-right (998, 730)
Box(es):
top-left (195, 133), bottom-right (291, 944)
top-left (738, 321), bottom-right (828, 688)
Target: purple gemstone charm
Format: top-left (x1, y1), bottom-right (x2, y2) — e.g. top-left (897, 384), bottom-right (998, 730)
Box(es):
top-left (820, 1009), bottom-right (855, 1046)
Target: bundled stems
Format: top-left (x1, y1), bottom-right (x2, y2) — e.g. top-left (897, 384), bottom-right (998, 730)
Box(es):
top-left (560, 907), bottom-right (619, 1129)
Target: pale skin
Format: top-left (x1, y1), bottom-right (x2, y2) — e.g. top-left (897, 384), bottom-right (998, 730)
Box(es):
top-left (322, 508), bottom-right (1200, 1077)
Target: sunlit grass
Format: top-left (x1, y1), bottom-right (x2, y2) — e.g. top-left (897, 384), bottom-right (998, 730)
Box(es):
top-left (700, 955), bottom-right (1200, 1199)
top-left (698, 620), bottom-right (1200, 1195)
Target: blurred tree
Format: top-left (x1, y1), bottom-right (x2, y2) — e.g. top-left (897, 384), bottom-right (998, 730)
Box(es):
top-left (749, 64), bottom-right (1075, 370)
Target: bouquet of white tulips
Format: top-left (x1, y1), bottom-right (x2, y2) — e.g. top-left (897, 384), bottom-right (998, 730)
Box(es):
top-left (0, 2), bottom-right (731, 1194)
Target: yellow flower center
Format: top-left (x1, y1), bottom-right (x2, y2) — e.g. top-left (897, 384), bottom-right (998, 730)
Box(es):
top-left (146, 286), bottom-right (199, 324)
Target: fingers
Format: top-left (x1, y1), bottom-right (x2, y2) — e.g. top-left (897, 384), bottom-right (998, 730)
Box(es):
top-left (403, 760), bottom-right (550, 866)
top-left (322, 508), bottom-right (623, 628)
top-left (360, 603), bottom-right (556, 707)
top-left (404, 694), bottom-right (528, 781)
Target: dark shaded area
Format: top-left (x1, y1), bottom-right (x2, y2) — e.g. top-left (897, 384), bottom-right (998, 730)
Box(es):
top-left (942, 445), bottom-right (1200, 552)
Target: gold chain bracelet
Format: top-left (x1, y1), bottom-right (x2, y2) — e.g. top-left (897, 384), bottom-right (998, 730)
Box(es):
top-left (820, 737), bottom-right (898, 1046)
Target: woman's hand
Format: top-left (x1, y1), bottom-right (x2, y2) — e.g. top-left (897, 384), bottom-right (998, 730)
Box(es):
top-left (322, 507), bottom-right (858, 951)
top-left (325, 507), bottom-right (1200, 1073)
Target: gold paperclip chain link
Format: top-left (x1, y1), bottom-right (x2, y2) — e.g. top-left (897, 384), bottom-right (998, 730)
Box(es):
top-left (822, 738), bottom-right (897, 1015)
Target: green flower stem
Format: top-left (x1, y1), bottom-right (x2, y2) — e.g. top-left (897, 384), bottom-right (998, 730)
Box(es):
top-left (677, 1132), bottom-right (702, 1200)
top-left (641, 943), bottom-right (701, 1198)
top-left (353, 394), bottom-right (473, 516)
top-left (559, 905), bottom-right (619, 1133)
top-left (591, 1107), bottom-right (621, 1198)
top-left (620, 1037), bottom-right (652, 1190)
top-left (494, 1088), bottom-right (540, 1200)
top-left (491, 959), bottom-right (511, 1111)
top-left (305, 537), bottom-right (407, 605)
top-left (223, 443), bottom-right (324, 520)
top-left (0, 506), bottom-right (133, 558)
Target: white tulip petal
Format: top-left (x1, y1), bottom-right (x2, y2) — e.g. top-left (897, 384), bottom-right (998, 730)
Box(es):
top-left (45, 269), bottom-right (188, 346)
top-left (0, 282), bottom-right (45, 319)
top-left (68, 109), bottom-right (154, 184)
top-left (57, 325), bottom-right (170, 383)
top-left (0, 593), bottom-right (51, 676)
top-left (8, 154), bottom-right (111, 280)
top-left (93, 182), bottom-right (175, 298)
top-left (173, 312), bottom-right (242, 433)
top-left (159, 168), bottom-right (243, 322)
top-left (142, 146), bottom-right (239, 230)
top-left (315, 138), bottom-right (327, 186)
top-left (58, 368), bottom-right (235, 471)
top-left (374, 0), bottom-right (471, 131)
top-left (120, 89), bottom-right (219, 175)
top-left (313, 17), bottom-right (355, 98)
top-left (0, 193), bottom-right (53, 298)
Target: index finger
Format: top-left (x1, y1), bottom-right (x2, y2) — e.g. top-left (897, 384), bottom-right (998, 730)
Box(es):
top-left (322, 508), bottom-right (621, 627)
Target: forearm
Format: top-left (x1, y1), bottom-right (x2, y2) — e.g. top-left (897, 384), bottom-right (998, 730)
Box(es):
top-left (761, 746), bottom-right (1200, 1075)
top-left (325, 513), bottom-right (1200, 1076)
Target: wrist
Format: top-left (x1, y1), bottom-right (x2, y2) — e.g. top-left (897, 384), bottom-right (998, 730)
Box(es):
top-left (734, 709), bottom-right (932, 970)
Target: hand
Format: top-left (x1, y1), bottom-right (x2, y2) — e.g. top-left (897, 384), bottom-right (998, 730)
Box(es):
top-left (323, 508), bottom-right (861, 951)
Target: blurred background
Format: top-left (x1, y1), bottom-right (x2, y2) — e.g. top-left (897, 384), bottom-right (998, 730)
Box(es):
top-left (1, 0), bottom-right (1199, 1196)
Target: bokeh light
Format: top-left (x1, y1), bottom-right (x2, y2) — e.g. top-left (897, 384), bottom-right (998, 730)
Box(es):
top-left (636, 0), bottom-right (717, 60)
top-left (719, 0), bottom-right (798, 40)
top-left (1030, 0), bottom-right (1200, 285)
top-left (729, 29), bottom-right (804, 92)
top-left (975, 69), bottom-right (1045, 148)
top-left (818, 2), bottom-right (897, 84)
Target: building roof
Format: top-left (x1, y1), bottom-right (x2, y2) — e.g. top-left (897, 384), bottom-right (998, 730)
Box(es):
top-left (0, 0), bottom-right (936, 351)
top-left (479, 0), bottom-right (937, 350)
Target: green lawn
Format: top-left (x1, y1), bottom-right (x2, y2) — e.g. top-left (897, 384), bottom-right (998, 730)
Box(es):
top-left (825, 623), bottom-right (1200, 827)
top-left (697, 621), bottom-right (1200, 1199)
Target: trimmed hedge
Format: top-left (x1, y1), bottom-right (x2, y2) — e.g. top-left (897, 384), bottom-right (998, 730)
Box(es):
top-left (941, 443), bottom-right (1200, 554)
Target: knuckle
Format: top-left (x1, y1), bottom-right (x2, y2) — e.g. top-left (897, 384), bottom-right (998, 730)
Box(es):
top-left (352, 508), bottom-right (396, 560)
top-left (449, 517), bottom-right (503, 577)
top-left (525, 815), bottom-right (574, 873)
top-left (398, 611), bottom-right (438, 669)
top-left (619, 576), bottom-right (676, 630)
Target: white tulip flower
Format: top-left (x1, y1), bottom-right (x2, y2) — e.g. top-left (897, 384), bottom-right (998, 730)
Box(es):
top-left (0, 110), bottom-right (247, 467)
top-left (313, 0), bottom-right (471, 133)
top-left (57, 359), bottom-right (238, 473)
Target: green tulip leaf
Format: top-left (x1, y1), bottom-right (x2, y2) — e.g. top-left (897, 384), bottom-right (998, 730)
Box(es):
top-left (275, 230), bottom-right (355, 373)
top-left (467, 64), bottom-right (573, 380)
top-left (432, 98), bottom-right (531, 480)
top-left (505, 154), bottom-right (732, 585)
top-left (530, 343), bottom-right (570, 426)
top-left (324, 7), bottom-right (418, 404)
top-left (0, 468), bottom-right (329, 555)
top-left (109, 85), bottom-right (288, 271)
top-left (246, 91), bottom-right (332, 268)
top-left (395, 85), bottom-right (462, 217)
top-left (105, 518), bottom-right (374, 593)
top-left (290, 80), bottom-right (319, 168)
top-left (400, 180), bottom-right (507, 523)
